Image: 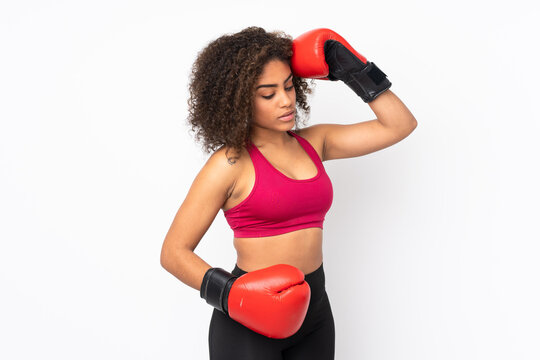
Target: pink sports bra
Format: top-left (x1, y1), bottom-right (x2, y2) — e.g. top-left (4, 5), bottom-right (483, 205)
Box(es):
top-left (223, 130), bottom-right (333, 238)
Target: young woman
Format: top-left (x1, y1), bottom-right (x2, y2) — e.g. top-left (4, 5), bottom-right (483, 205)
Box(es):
top-left (160, 26), bottom-right (417, 360)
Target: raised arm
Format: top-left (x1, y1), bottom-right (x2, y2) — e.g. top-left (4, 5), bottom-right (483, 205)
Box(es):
top-left (291, 28), bottom-right (417, 161)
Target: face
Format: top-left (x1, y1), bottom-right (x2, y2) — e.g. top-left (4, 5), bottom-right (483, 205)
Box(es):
top-left (252, 59), bottom-right (296, 131)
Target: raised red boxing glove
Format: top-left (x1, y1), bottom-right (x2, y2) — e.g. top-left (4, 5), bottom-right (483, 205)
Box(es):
top-left (291, 28), bottom-right (391, 102)
top-left (200, 264), bottom-right (311, 339)
top-left (291, 28), bottom-right (366, 79)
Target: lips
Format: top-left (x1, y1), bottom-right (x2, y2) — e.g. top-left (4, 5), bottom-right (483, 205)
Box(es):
top-left (279, 110), bottom-right (295, 119)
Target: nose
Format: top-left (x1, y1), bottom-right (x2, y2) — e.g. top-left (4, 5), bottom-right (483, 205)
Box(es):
top-left (278, 88), bottom-right (293, 108)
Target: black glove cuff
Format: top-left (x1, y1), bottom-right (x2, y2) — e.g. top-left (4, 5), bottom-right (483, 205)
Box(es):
top-left (347, 61), bottom-right (392, 103)
top-left (200, 268), bottom-right (238, 315)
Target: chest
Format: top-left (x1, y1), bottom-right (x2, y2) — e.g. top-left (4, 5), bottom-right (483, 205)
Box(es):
top-left (227, 131), bottom-right (325, 208)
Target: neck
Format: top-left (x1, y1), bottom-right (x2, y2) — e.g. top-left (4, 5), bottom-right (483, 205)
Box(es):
top-left (250, 127), bottom-right (294, 148)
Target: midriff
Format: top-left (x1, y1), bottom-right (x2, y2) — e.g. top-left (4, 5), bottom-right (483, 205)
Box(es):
top-left (233, 227), bottom-right (323, 274)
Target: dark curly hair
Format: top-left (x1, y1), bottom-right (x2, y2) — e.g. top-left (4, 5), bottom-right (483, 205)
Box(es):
top-left (186, 26), bottom-right (313, 159)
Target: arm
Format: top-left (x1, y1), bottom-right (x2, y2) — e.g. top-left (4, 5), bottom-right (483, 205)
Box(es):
top-left (367, 89), bottom-right (417, 132)
top-left (160, 150), bottom-right (311, 339)
top-left (298, 89), bottom-right (416, 162)
top-left (160, 147), bottom-right (238, 291)
top-left (291, 28), bottom-right (417, 161)
top-left (160, 246), bottom-right (211, 292)
top-left (321, 90), bottom-right (417, 161)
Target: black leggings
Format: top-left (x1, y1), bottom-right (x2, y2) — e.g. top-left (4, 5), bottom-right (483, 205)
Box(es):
top-left (208, 263), bottom-right (335, 360)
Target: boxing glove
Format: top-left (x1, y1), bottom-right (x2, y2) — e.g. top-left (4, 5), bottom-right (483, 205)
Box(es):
top-left (200, 263), bottom-right (311, 339)
top-left (291, 28), bottom-right (392, 103)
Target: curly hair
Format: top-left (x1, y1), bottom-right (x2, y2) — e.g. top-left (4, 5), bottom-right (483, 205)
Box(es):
top-left (186, 26), bottom-right (313, 159)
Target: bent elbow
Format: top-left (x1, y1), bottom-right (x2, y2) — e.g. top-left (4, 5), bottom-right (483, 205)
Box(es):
top-left (160, 245), bottom-right (174, 270)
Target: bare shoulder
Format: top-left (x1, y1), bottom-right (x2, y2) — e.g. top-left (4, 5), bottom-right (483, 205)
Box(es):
top-left (160, 145), bottom-right (246, 256)
top-left (205, 145), bottom-right (247, 198)
top-left (294, 124), bottom-right (327, 162)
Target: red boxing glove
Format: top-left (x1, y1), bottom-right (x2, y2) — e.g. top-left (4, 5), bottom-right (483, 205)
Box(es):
top-left (291, 28), bottom-right (366, 79)
top-left (291, 28), bottom-right (391, 102)
top-left (201, 264), bottom-right (311, 339)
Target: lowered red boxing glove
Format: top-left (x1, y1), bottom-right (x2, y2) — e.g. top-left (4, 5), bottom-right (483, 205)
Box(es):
top-left (200, 264), bottom-right (311, 339)
top-left (291, 28), bottom-right (391, 102)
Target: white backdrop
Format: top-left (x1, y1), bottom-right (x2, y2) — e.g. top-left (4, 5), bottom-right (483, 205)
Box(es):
top-left (1, 1), bottom-right (539, 359)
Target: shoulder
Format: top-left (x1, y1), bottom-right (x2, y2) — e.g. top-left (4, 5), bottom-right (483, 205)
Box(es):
top-left (204, 145), bottom-right (249, 198)
top-left (293, 125), bottom-right (327, 162)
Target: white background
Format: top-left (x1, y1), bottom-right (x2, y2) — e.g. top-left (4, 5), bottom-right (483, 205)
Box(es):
top-left (1, 0), bottom-right (539, 359)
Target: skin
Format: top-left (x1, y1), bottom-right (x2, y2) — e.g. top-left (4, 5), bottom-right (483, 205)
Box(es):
top-left (225, 59), bottom-right (325, 274)
top-left (160, 58), bottom-right (417, 292)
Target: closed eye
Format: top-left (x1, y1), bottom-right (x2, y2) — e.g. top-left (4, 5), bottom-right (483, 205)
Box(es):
top-left (262, 85), bottom-right (295, 100)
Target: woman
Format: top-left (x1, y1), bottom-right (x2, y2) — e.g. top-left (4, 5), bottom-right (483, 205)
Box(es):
top-left (160, 26), bottom-right (417, 360)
